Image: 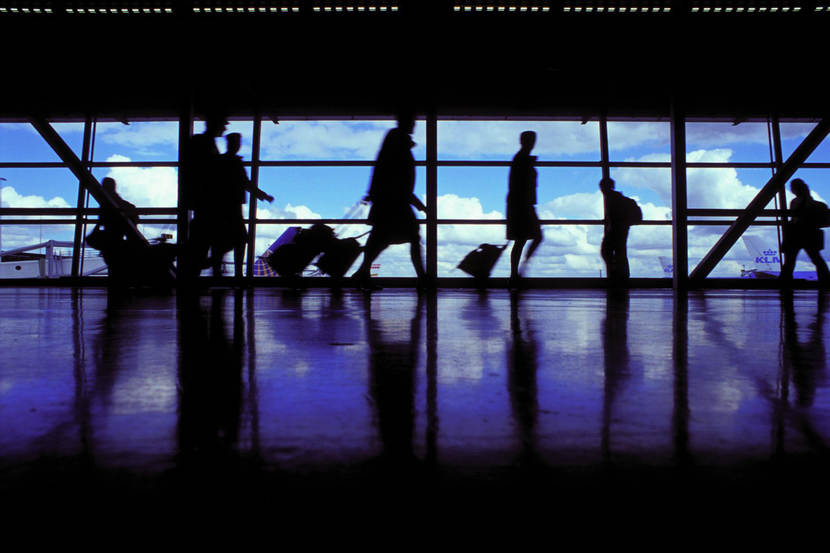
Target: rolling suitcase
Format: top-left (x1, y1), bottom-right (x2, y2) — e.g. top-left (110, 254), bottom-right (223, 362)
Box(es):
top-left (316, 237), bottom-right (363, 278)
top-left (458, 243), bottom-right (507, 280)
top-left (265, 223), bottom-right (336, 276)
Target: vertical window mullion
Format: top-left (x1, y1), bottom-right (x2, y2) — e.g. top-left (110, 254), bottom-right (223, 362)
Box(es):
top-left (426, 113), bottom-right (438, 279)
top-left (246, 115), bottom-right (262, 280)
top-left (71, 116), bottom-right (93, 277)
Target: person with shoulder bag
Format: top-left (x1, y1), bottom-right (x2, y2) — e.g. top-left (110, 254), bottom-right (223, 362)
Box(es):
top-left (780, 178), bottom-right (830, 284)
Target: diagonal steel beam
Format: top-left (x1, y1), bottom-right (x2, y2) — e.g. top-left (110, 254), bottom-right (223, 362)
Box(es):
top-left (690, 118), bottom-right (830, 281)
top-left (30, 116), bottom-right (149, 246)
top-left (30, 116), bottom-right (176, 282)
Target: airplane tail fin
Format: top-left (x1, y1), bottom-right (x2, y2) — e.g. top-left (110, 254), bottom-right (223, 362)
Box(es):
top-left (658, 256), bottom-right (673, 275)
top-left (742, 236), bottom-right (780, 271)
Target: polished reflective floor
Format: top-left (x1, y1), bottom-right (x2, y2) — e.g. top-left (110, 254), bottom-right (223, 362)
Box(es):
top-left (2, 286), bottom-right (830, 523)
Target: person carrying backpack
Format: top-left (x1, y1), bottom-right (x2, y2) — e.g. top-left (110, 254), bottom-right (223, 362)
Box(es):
top-left (780, 178), bottom-right (830, 284)
top-left (599, 177), bottom-right (641, 284)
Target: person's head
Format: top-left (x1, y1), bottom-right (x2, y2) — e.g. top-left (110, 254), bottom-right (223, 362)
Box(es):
top-left (225, 132), bottom-right (242, 155)
top-left (519, 130), bottom-right (536, 151)
top-left (102, 177), bottom-right (116, 194)
top-left (599, 177), bottom-right (615, 193)
top-left (790, 178), bottom-right (809, 197)
top-left (204, 111), bottom-right (229, 138)
top-left (396, 110), bottom-right (416, 134)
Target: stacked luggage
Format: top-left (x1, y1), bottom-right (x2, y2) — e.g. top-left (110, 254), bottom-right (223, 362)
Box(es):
top-left (262, 223), bottom-right (364, 279)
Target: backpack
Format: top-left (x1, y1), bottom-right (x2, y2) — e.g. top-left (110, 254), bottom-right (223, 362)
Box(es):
top-left (620, 194), bottom-right (643, 225)
top-left (808, 200), bottom-right (830, 228)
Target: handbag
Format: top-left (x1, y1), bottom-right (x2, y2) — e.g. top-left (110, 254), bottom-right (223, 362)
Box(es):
top-left (85, 224), bottom-right (109, 250)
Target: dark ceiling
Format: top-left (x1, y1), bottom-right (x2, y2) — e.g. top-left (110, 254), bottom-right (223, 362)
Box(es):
top-left (3, 1), bottom-right (829, 120)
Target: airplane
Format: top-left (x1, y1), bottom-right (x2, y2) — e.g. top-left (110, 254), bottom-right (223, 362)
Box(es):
top-left (657, 236), bottom-right (827, 280)
top-left (739, 235), bottom-right (823, 280)
top-left (0, 240), bottom-right (107, 279)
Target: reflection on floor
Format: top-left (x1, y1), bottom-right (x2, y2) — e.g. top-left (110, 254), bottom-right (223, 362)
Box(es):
top-left (2, 287), bottom-right (830, 521)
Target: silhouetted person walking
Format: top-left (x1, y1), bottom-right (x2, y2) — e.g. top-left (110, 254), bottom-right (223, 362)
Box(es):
top-left (600, 177), bottom-right (640, 285)
top-left (507, 131), bottom-right (543, 285)
top-left (780, 178), bottom-right (830, 285)
top-left (96, 177), bottom-right (139, 282)
top-left (181, 111), bottom-right (227, 278)
top-left (212, 133), bottom-right (274, 277)
top-left (351, 111), bottom-right (428, 289)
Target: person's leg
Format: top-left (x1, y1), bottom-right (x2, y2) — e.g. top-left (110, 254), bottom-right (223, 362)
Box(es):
top-left (212, 246), bottom-right (223, 277)
top-left (617, 228), bottom-right (630, 281)
top-left (806, 247), bottom-right (830, 283)
top-left (511, 239), bottom-right (526, 279)
top-left (353, 232), bottom-right (384, 281)
top-left (524, 233), bottom-right (543, 263)
top-left (600, 233), bottom-right (614, 281)
top-left (409, 237), bottom-right (427, 280)
top-left (186, 224), bottom-right (211, 279)
top-left (234, 244), bottom-right (245, 278)
top-left (780, 245), bottom-right (798, 282)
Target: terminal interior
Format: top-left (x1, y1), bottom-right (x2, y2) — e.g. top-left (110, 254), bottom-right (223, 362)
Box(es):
top-left (2, 0), bottom-right (830, 530)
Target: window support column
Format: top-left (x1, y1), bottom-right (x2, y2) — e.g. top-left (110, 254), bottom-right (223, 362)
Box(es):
top-left (246, 115), bottom-right (263, 280)
top-left (71, 116), bottom-right (93, 277)
top-left (671, 102), bottom-right (688, 291)
top-left (426, 112), bottom-right (438, 279)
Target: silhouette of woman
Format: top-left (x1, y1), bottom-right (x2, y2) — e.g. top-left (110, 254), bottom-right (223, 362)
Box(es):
top-left (780, 178), bottom-right (830, 284)
top-left (351, 111), bottom-right (428, 289)
top-left (507, 131), bottom-right (543, 284)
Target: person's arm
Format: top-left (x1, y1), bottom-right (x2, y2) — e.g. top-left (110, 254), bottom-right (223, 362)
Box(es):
top-left (235, 160), bottom-right (274, 202)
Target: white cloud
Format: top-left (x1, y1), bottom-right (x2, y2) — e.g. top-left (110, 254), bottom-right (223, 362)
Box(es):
top-left (104, 155), bottom-right (178, 208)
top-left (259, 121), bottom-right (399, 160)
top-left (0, 185), bottom-right (72, 209)
top-left (94, 122), bottom-right (179, 156)
top-left (615, 149), bottom-right (764, 209)
top-left (686, 121), bottom-right (816, 148)
top-left (438, 120), bottom-right (601, 158)
top-left (0, 185), bottom-right (74, 250)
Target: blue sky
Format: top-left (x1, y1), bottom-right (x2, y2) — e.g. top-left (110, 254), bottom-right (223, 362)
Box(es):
top-left (2, 118), bottom-right (829, 277)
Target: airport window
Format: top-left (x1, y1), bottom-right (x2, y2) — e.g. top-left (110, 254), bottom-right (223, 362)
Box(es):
top-left (0, 122), bottom-right (89, 278)
top-left (2, 115), bottom-right (828, 281)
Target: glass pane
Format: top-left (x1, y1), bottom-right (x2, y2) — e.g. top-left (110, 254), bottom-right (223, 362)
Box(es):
top-left (438, 167), bottom-right (508, 220)
top-left (687, 167), bottom-right (777, 209)
top-left (688, 224), bottom-right (784, 278)
top-left (257, 166), bottom-right (426, 220)
top-left (0, 168), bottom-right (78, 210)
top-left (93, 120), bottom-right (180, 163)
top-left (0, 222), bottom-right (81, 280)
top-left (605, 167), bottom-right (671, 220)
top-left (779, 121), bottom-right (830, 163)
top-left (439, 167), bottom-right (606, 224)
top-left (259, 119), bottom-right (426, 161)
top-left (686, 121), bottom-right (774, 163)
top-left (91, 166), bottom-right (178, 209)
top-left (438, 120), bottom-right (600, 161)
top-left (607, 120), bottom-right (671, 161)
top-left (1, 122), bottom-right (85, 162)
top-left (438, 223), bottom-right (508, 278)
top-left (628, 223), bottom-right (673, 278)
